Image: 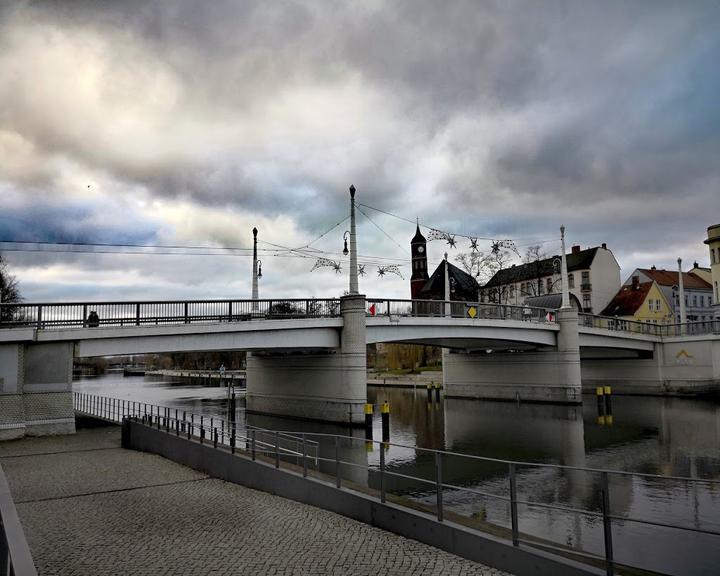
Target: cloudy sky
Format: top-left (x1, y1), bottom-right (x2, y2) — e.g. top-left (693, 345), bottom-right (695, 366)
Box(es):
top-left (1, 0), bottom-right (718, 302)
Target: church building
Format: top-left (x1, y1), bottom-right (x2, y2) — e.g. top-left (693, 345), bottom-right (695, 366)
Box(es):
top-left (409, 225), bottom-right (480, 302)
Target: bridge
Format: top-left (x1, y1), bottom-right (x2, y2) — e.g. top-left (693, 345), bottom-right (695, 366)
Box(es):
top-left (2, 295), bottom-right (719, 439)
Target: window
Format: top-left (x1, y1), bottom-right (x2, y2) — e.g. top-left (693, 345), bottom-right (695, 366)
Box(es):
top-left (510, 285), bottom-right (515, 298)
top-left (568, 273), bottom-right (575, 289)
top-left (582, 271), bottom-right (590, 283)
top-left (657, 299), bottom-right (662, 311)
top-left (538, 281), bottom-right (545, 295)
top-left (583, 294), bottom-right (591, 310)
top-left (693, 295), bottom-right (697, 307)
top-left (547, 277), bottom-right (553, 293)
top-left (713, 248), bottom-right (717, 264)
top-left (648, 299), bottom-right (653, 311)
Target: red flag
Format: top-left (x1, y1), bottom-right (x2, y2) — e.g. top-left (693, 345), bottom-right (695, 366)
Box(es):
top-left (369, 303), bottom-right (376, 316)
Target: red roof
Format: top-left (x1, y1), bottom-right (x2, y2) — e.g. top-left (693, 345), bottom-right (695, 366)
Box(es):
top-left (636, 269), bottom-right (711, 290)
top-left (601, 281), bottom-right (655, 316)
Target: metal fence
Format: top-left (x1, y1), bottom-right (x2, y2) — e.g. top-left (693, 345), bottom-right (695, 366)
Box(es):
top-left (109, 400), bottom-right (720, 576)
top-left (72, 393), bottom-right (319, 466)
top-left (579, 314), bottom-right (720, 337)
top-left (368, 299), bottom-right (558, 323)
top-left (0, 299), bottom-right (341, 330)
top-left (0, 463), bottom-right (38, 576)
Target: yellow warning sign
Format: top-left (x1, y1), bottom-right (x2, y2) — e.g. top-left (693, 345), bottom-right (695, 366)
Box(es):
top-left (467, 306), bottom-right (477, 318)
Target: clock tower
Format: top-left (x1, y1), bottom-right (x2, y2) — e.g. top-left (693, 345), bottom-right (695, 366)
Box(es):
top-left (410, 223), bottom-right (429, 299)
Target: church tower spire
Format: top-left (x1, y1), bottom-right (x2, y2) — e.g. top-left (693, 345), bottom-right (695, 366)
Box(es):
top-left (410, 220), bottom-right (429, 299)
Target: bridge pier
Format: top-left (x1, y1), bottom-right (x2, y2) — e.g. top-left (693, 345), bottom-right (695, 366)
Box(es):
top-left (245, 295), bottom-right (367, 425)
top-left (0, 341), bottom-right (76, 440)
top-left (443, 309), bottom-right (583, 404)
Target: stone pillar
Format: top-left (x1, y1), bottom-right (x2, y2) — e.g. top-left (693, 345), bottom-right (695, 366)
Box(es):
top-left (442, 310), bottom-right (582, 404)
top-left (245, 295), bottom-right (368, 425)
top-left (0, 341), bottom-right (75, 439)
top-left (0, 343), bottom-right (26, 440)
top-left (555, 307), bottom-right (582, 396)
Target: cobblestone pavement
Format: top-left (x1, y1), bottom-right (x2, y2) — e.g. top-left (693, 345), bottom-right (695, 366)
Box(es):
top-left (1, 426), bottom-right (511, 576)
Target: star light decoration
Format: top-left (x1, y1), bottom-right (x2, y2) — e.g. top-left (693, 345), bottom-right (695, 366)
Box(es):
top-left (427, 228), bottom-right (457, 248)
top-left (311, 257), bottom-right (342, 274)
top-left (491, 239), bottom-right (520, 257)
top-left (377, 265), bottom-right (404, 279)
top-left (358, 264), bottom-right (366, 276)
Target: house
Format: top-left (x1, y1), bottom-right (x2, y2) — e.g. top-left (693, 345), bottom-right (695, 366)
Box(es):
top-left (622, 267), bottom-right (713, 323)
top-left (705, 223), bottom-right (720, 319)
top-left (601, 277), bottom-right (673, 326)
top-left (480, 244), bottom-right (620, 314)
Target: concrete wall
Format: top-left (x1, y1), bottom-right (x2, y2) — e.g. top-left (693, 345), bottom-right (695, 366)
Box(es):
top-left (122, 419), bottom-right (600, 576)
top-left (581, 336), bottom-right (720, 395)
top-left (0, 341), bottom-right (75, 439)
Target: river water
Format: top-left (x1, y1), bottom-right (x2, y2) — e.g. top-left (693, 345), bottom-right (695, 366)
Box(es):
top-left (74, 374), bottom-right (720, 575)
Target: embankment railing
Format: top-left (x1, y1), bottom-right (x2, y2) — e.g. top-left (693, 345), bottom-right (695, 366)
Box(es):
top-left (72, 392), bottom-right (319, 466)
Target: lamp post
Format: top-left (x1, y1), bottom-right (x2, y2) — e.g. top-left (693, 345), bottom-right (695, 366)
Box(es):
top-left (252, 227), bottom-right (259, 311)
top-left (678, 257), bottom-right (687, 332)
top-left (348, 185), bottom-right (359, 295)
top-left (444, 252), bottom-right (451, 317)
top-left (560, 225), bottom-right (571, 309)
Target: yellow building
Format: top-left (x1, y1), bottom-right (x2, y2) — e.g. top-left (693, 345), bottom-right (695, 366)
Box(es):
top-left (601, 277), bottom-right (673, 326)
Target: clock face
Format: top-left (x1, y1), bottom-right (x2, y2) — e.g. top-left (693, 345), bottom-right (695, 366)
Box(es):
top-left (417, 246), bottom-right (424, 253)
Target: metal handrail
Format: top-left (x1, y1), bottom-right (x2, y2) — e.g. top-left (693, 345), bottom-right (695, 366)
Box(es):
top-left (579, 313), bottom-right (719, 337)
top-left (72, 393), bottom-right (320, 463)
top-left (0, 298), bottom-right (342, 330)
top-left (0, 463), bottom-right (38, 576)
top-left (368, 298), bottom-right (558, 323)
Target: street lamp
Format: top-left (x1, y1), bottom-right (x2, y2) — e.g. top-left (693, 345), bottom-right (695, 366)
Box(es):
top-left (257, 260), bottom-right (263, 279)
top-left (342, 231), bottom-right (350, 256)
top-left (252, 227), bottom-right (259, 311)
top-left (348, 185), bottom-right (359, 295)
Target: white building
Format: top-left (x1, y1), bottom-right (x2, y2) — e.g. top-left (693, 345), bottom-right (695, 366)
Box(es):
top-left (480, 244), bottom-right (621, 314)
top-left (705, 223), bottom-right (720, 319)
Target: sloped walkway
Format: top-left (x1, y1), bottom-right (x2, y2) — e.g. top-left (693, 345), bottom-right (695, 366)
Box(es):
top-left (1, 425), bottom-right (510, 576)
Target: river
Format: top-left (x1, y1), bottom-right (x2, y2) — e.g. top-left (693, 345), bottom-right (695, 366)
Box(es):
top-left (74, 373), bottom-right (720, 575)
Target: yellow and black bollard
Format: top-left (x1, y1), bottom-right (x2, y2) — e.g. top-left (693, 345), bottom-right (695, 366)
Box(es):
top-left (365, 403), bottom-right (373, 440)
top-left (596, 386), bottom-right (606, 425)
top-left (604, 386), bottom-right (613, 425)
top-left (435, 383), bottom-right (441, 402)
top-left (381, 401), bottom-right (390, 442)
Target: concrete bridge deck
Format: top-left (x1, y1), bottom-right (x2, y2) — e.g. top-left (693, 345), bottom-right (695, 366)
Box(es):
top-left (0, 424), bottom-right (508, 576)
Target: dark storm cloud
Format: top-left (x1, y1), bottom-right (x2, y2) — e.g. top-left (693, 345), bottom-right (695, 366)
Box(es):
top-left (1, 1), bottom-right (718, 298)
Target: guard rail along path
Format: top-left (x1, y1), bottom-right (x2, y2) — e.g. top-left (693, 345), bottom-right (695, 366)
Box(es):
top-left (0, 459), bottom-right (38, 576)
top-left (76, 393), bottom-right (720, 576)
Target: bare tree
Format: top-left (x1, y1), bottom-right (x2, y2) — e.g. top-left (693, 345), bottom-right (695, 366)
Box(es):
top-left (521, 245), bottom-right (549, 297)
top-left (0, 254), bottom-right (22, 323)
top-left (456, 242), bottom-right (519, 303)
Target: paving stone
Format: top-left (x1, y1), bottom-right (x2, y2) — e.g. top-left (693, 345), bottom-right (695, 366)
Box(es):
top-left (2, 426), bottom-right (511, 576)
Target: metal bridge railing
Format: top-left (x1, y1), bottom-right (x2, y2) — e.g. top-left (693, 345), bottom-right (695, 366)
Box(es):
top-left (579, 313), bottom-right (720, 337)
top-left (72, 393), bottom-right (320, 466)
top-left (108, 398), bottom-right (720, 576)
top-left (368, 298), bottom-right (558, 323)
top-left (0, 299), bottom-right (341, 330)
top-left (0, 463), bottom-right (38, 576)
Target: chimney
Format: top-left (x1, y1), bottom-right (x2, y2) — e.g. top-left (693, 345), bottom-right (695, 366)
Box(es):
top-left (601, 243), bottom-right (607, 249)
top-left (571, 245), bottom-right (581, 254)
top-left (632, 275), bottom-right (639, 289)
